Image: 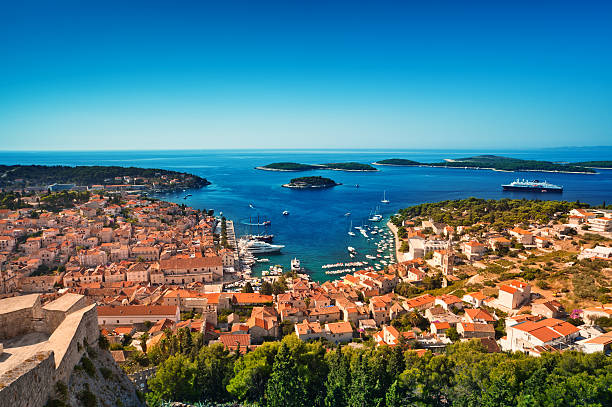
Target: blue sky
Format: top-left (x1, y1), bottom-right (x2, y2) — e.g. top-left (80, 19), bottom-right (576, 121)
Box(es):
top-left (1, 1), bottom-right (611, 150)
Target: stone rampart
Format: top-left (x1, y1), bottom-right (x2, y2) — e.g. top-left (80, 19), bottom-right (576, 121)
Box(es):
top-left (0, 293), bottom-right (101, 406)
top-left (0, 294), bottom-right (42, 340)
top-left (0, 350), bottom-right (56, 407)
top-left (51, 303), bottom-right (99, 383)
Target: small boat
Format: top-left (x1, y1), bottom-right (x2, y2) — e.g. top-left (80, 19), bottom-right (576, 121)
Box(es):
top-left (355, 184), bottom-right (359, 188)
top-left (348, 246), bottom-right (356, 253)
top-left (344, 212), bottom-right (351, 216)
top-left (183, 194), bottom-right (192, 199)
top-left (249, 203), bottom-right (255, 208)
top-left (381, 190), bottom-right (390, 204)
top-left (348, 220), bottom-right (356, 236)
top-left (282, 210), bottom-right (289, 216)
top-left (365, 255), bottom-right (377, 260)
top-left (291, 258), bottom-right (302, 272)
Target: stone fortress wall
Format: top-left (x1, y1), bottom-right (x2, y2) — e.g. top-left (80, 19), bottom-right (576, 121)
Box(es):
top-left (0, 293), bottom-right (99, 407)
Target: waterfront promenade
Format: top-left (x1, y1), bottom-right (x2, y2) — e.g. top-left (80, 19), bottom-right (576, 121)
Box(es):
top-left (386, 221), bottom-right (407, 263)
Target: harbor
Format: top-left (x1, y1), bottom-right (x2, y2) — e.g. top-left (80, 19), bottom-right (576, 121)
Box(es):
top-left (230, 204), bottom-right (398, 287)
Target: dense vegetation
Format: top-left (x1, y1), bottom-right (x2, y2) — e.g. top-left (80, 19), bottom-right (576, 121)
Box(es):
top-left (574, 161), bottom-right (612, 168)
top-left (392, 198), bottom-right (590, 230)
top-left (440, 155), bottom-right (595, 173)
top-left (320, 162), bottom-right (378, 171)
top-left (259, 162), bottom-right (377, 172)
top-left (0, 165), bottom-right (210, 189)
top-left (374, 159), bottom-right (421, 166)
top-left (284, 176), bottom-right (339, 188)
top-left (259, 162), bottom-right (317, 171)
top-left (145, 331), bottom-right (612, 407)
top-left (373, 155), bottom-right (598, 173)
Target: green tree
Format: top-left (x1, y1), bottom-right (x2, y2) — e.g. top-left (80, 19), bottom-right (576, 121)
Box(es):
top-left (260, 281), bottom-right (273, 295)
top-left (242, 282), bottom-right (254, 293)
top-left (195, 343), bottom-right (236, 402)
top-left (386, 380), bottom-right (405, 407)
top-left (325, 347), bottom-right (350, 407)
top-left (264, 343), bottom-right (306, 407)
top-left (147, 354), bottom-right (198, 402)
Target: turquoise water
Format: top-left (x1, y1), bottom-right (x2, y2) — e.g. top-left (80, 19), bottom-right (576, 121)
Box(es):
top-left (1, 148), bottom-right (611, 281)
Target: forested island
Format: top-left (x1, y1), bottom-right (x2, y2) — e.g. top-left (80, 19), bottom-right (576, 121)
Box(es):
top-left (574, 161), bottom-right (612, 168)
top-left (282, 176), bottom-right (340, 189)
top-left (373, 158), bottom-right (421, 166)
top-left (256, 162), bottom-right (318, 171)
top-left (257, 162), bottom-right (378, 172)
top-left (0, 165), bottom-right (210, 192)
top-left (372, 155), bottom-right (598, 173)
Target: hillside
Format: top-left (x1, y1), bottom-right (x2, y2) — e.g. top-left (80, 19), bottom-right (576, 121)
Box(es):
top-left (0, 165), bottom-right (210, 191)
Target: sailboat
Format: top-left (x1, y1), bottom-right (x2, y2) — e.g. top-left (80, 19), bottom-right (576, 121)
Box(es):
top-left (381, 190), bottom-right (390, 204)
top-left (348, 220), bottom-right (356, 236)
top-left (368, 206), bottom-right (382, 222)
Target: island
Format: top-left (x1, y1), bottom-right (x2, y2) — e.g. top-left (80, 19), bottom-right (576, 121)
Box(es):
top-left (256, 162), bottom-right (318, 171)
top-left (319, 162), bottom-right (378, 171)
top-left (371, 155), bottom-right (597, 174)
top-left (372, 158), bottom-right (421, 166)
top-left (0, 165), bottom-right (210, 192)
top-left (256, 161), bottom-right (378, 172)
top-left (282, 176), bottom-right (340, 189)
top-left (573, 161), bottom-right (612, 169)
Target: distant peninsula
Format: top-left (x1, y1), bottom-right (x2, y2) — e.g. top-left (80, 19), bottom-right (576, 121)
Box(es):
top-left (257, 161), bottom-right (378, 172)
top-left (573, 161), bottom-right (612, 169)
top-left (0, 165), bottom-right (211, 192)
top-left (372, 155), bottom-right (597, 174)
top-left (282, 176), bottom-right (340, 189)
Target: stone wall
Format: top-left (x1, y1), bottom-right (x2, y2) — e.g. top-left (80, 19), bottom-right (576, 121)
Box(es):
top-left (0, 350), bottom-right (56, 407)
top-left (50, 304), bottom-right (99, 384)
top-left (0, 294), bottom-right (101, 407)
top-left (0, 295), bottom-right (42, 340)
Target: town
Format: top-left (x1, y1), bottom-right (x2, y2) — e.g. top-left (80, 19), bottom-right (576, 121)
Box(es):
top-left (1, 190), bottom-right (611, 406)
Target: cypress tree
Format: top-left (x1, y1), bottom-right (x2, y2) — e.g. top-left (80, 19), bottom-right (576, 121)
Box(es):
top-left (325, 347), bottom-right (350, 407)
top-left (265, 343), bottom-right (305, 407)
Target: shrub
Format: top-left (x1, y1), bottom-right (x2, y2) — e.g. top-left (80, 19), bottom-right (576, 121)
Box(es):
top-left (77, 389), bottom-right (96, 407)
top-left (81, 356), bottom-right (96, 378)
top-left (99, 366), bottom-right (113, 380)
top-left (98, 334), bottom-right (110, 350)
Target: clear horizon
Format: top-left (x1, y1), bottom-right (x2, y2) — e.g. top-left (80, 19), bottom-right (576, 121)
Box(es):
top-left (1, 1), bottom-right (612, 150)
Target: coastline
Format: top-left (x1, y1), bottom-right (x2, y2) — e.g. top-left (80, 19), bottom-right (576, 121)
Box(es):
top-left (255, 166), bottom-right (301, 172)
top-left (282, 183), bottom-right (340, 189)
top-left (386, 220), bottom-right (407, 264)
top-left (371, 162), bottom-right (595, 175)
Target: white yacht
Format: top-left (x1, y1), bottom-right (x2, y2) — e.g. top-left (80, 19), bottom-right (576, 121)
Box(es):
top-left (239, 239), bottom-right (285, 254)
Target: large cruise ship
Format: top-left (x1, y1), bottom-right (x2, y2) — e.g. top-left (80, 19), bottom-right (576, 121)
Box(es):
top-left (502, 179), bottom-right (563, 193)
top-left (239, 239), bottom-right (285, 254)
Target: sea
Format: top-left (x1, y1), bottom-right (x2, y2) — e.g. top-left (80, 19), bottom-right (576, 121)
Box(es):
top-left (1, 148), bottom-right (611, 282)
